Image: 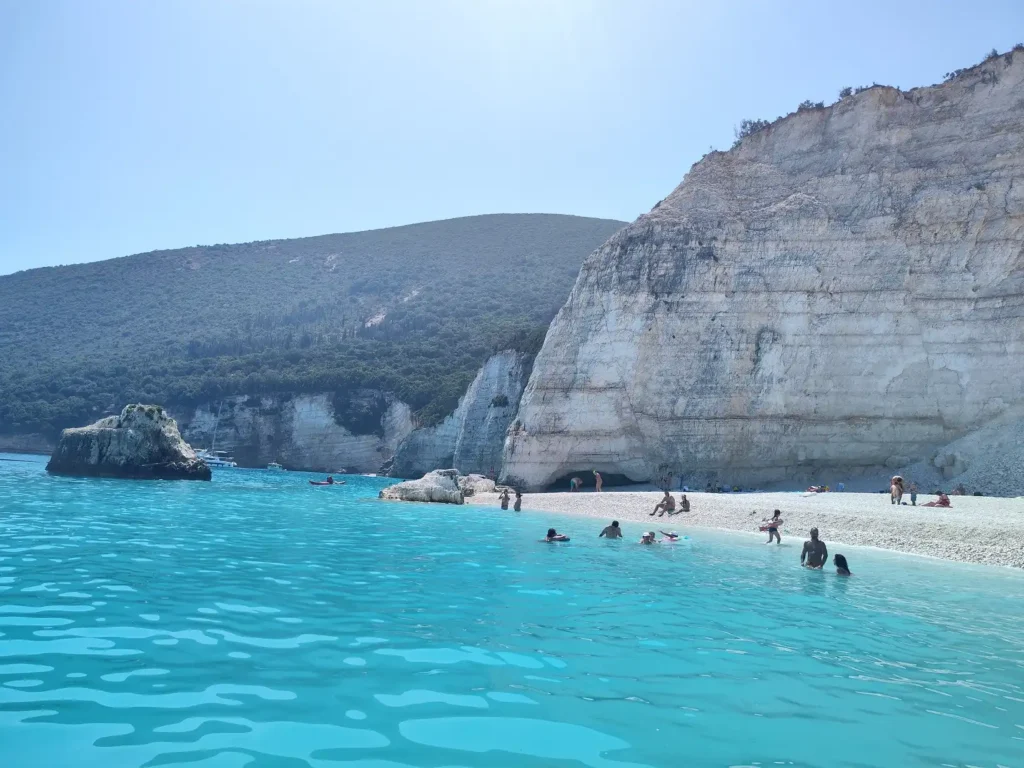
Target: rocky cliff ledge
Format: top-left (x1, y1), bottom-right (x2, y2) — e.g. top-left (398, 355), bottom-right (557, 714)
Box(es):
top-left (46, 404), bottom-right (211, 480)
top-left (393, 351), bottom-right (527, 477)
top-left (504, 51), bottom-right (1024, 490)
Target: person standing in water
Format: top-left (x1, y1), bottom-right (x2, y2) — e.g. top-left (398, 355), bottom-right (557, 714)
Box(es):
top-left (498, 488), bottom-right (510, 510)
top-left (599, 521), bottom-right (622, 538)
top-left (801, 527), bottom-right (828, 568)
top-left (593, 470), bottom-right (603, 492)
top-left (833, 554), bottom-right (852, 576)
top-left (513, 491), bottom-right (522, 512)
top-left (764, 509), bottom-right (783, 544)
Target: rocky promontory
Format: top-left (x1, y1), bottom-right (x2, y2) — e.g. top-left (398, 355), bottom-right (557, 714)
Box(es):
top-left (504, 49), bottom-right (1024, 491)
top-left (46, 404), bottom-right (211, 480)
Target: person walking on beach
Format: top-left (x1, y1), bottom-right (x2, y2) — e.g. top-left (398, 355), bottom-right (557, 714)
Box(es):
top-left (650, 491), bottom-right (675, 516)
top-left (599, 521), bottom-right (622, 538)
top-left (800, 527), bottom-right (828, 568)
top-left (763, 509), bottom-right (783, 544)
top-left (593, 470), bottom-right (603, 492)
top-left (513, 491), bottom-right (522, 512)
top-left (498, 488), bottom-right (510, 510)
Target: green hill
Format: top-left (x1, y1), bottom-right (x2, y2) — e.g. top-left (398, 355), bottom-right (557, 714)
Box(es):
top-left (0, 214), bottom-right (623, 438)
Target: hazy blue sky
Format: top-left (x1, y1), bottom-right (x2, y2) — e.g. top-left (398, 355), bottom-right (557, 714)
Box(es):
top-left (1, 0), bottom-right (1021, 274)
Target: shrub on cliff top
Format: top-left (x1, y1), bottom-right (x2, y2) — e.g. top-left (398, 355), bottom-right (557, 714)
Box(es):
top-left (732, 118), bottom-right (771, 148)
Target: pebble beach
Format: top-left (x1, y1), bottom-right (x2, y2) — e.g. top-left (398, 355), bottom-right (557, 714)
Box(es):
top-left (469, 490), bottom-right (1024, 568)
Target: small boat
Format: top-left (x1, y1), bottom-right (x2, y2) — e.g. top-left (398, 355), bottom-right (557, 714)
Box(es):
top-left (267, 462), bottom-right (284, 471)
top-left (195, 449), bottom-right (238, 468)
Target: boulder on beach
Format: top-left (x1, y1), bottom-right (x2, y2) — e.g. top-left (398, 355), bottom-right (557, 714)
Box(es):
top-left (378, 469), bottom-right (464, 504)
top-left (457, 473), bottom-right (496, 497)
top-left (46, 404), bottom-right (211, 481)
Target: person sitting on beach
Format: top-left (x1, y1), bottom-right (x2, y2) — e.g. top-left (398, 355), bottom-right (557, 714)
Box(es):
top-left (569, 477), bottom-right (583, 492)
top-left (659, 530), bottom-right (680, 541)
top-left (640, 531), bottom-right (658, 545)
top-left (599, 521), bottom-right (622, 538)
top-left (922, 492), bottom-right (951, 508)
top-left (834, 553), bottom-right (852, 576)
top-left (513, 491), bottom-right (522, 512)
top-left (542, 528), bottom-right (570, 542)
top-left (593, 470), bottom-right (603, 492)
top-left (762, 509), bottom-right (783, 544)
top-left (679, 494), bottom-right (690, 513)
top-left (650, 491), bottom-right (676, 516)
top-left (800, 527), bottom-right (828, 569)
top-left (499, 488), bottom-right (510, 510)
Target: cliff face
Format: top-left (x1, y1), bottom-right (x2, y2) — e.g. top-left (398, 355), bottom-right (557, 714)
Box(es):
top-left (504, 52), bottom-right (1024, 490)
top-left (393, 351), bottom-right (526, 477)
top-left (175, 392), bottom-right (413, 473)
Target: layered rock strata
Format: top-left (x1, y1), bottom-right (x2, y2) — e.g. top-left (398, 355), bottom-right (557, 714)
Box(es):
top-left (504, 52), bottom-right (1024, 490)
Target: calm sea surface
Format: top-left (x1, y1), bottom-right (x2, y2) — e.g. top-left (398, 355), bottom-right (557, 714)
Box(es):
top-left (1, 453), bottom-right (1022, 768)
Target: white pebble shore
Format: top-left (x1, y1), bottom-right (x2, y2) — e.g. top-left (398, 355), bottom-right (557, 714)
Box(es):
top-left (468, 490), bottom-right (1024, 569)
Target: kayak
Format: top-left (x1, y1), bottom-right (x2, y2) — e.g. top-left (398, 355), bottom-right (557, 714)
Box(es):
top-left (309, 480), bottom-right (345, 486)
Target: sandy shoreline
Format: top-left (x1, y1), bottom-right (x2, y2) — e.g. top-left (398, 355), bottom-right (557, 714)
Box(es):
top-left (468, 490), bottom-right (1024, 568)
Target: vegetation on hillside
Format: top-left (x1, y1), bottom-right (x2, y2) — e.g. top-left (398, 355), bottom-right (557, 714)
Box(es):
top-left (0, 214), bottom-right (622, 437)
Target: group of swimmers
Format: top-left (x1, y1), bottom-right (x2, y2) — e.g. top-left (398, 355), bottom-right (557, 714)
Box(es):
top-left (544, 515), bottom-right (852, 575)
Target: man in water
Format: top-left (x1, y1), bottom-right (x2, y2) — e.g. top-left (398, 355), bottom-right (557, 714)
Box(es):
top-left (599, 521), bottom-right (622, 538)
top-left (800, 527), bottom-right (828, 568)
top-left (513, 491), bottom-right (522, 512)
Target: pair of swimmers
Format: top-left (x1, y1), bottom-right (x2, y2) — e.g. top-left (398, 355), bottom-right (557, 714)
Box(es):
top-left (599, 521), bottom-right (679, 543)
top-left (800, 527), bottom-right (852, 575)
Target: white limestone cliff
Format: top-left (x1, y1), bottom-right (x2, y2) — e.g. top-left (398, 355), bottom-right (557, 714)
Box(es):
top-left (393, 351), bottom-right (526, 477)
top-left (177, 392), bottom-right (413, 473)
top-left (504, 51), bottom-right (1024, 490)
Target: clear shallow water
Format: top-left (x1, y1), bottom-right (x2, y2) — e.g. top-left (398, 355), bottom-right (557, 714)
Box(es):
top-left (1, 454), bottom-right (1023, 768)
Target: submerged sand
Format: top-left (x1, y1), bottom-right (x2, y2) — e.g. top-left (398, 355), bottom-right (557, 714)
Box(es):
top-left (468, 490), bottom-right (1024, 568)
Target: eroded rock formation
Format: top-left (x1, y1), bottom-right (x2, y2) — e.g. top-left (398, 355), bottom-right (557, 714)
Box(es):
top-left (379, 468), bottom-right (464, 504)
top-left (46, 404), bottom-right (210, 480)
top-left (392, 351), bottom-right (527, 477)
top-left (504, 52), bottom-right (1024, 490)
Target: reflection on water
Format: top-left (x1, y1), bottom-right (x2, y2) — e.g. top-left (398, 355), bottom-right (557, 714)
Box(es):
top-left (0, 454), bottom-right (1023, 768)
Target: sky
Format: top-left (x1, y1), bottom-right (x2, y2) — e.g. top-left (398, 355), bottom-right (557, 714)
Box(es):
top-left (1, 0), bottom-right (1021, 275)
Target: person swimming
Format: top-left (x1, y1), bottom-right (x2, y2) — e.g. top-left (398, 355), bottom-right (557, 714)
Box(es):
top-left (599, 521), bottom-right (622, 538)
top-left (659, 530), bottom-right (680, 541)
top-left (834, 553), bottom-right (852, 576)
top-left (542, 528), bottom-right (570, 542)
top-left (640, 531), bottom-right (658, 545)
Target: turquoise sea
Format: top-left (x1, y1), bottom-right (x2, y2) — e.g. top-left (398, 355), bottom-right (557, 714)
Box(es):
top-left (1, 454), bottom-right (1022, 768)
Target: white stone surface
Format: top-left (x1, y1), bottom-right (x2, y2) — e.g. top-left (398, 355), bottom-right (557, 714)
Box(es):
top-left (504, 52), bottom-right (1024, 491)
top-left (177, 392), bottom-right (414, 473)
top-left (394, 351), bottom-right (526, 477)
top-left (379, 468), bottom-right (464, 504)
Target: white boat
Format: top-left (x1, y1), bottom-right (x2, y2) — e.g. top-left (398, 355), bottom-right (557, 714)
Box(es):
top-left (267, 462), bottom-right (284, 471)
top-left (196, 449), bottom-right (238, 468)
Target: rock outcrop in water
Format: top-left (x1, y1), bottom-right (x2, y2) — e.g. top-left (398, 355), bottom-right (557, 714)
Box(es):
top-left (379, 469), bottom-right (464, 504)
top-left (46, 404), bottom-right (211, 480)
top-left (504, 51), bottom-right (1024, 490)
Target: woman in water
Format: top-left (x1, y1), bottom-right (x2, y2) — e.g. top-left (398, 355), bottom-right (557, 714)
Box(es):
top-left (542, 528), bottom-right (569, 542)
top-left (763, 509), bottom-right (783, 544)
top-left (834, 554), bottom-right (852, 576)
